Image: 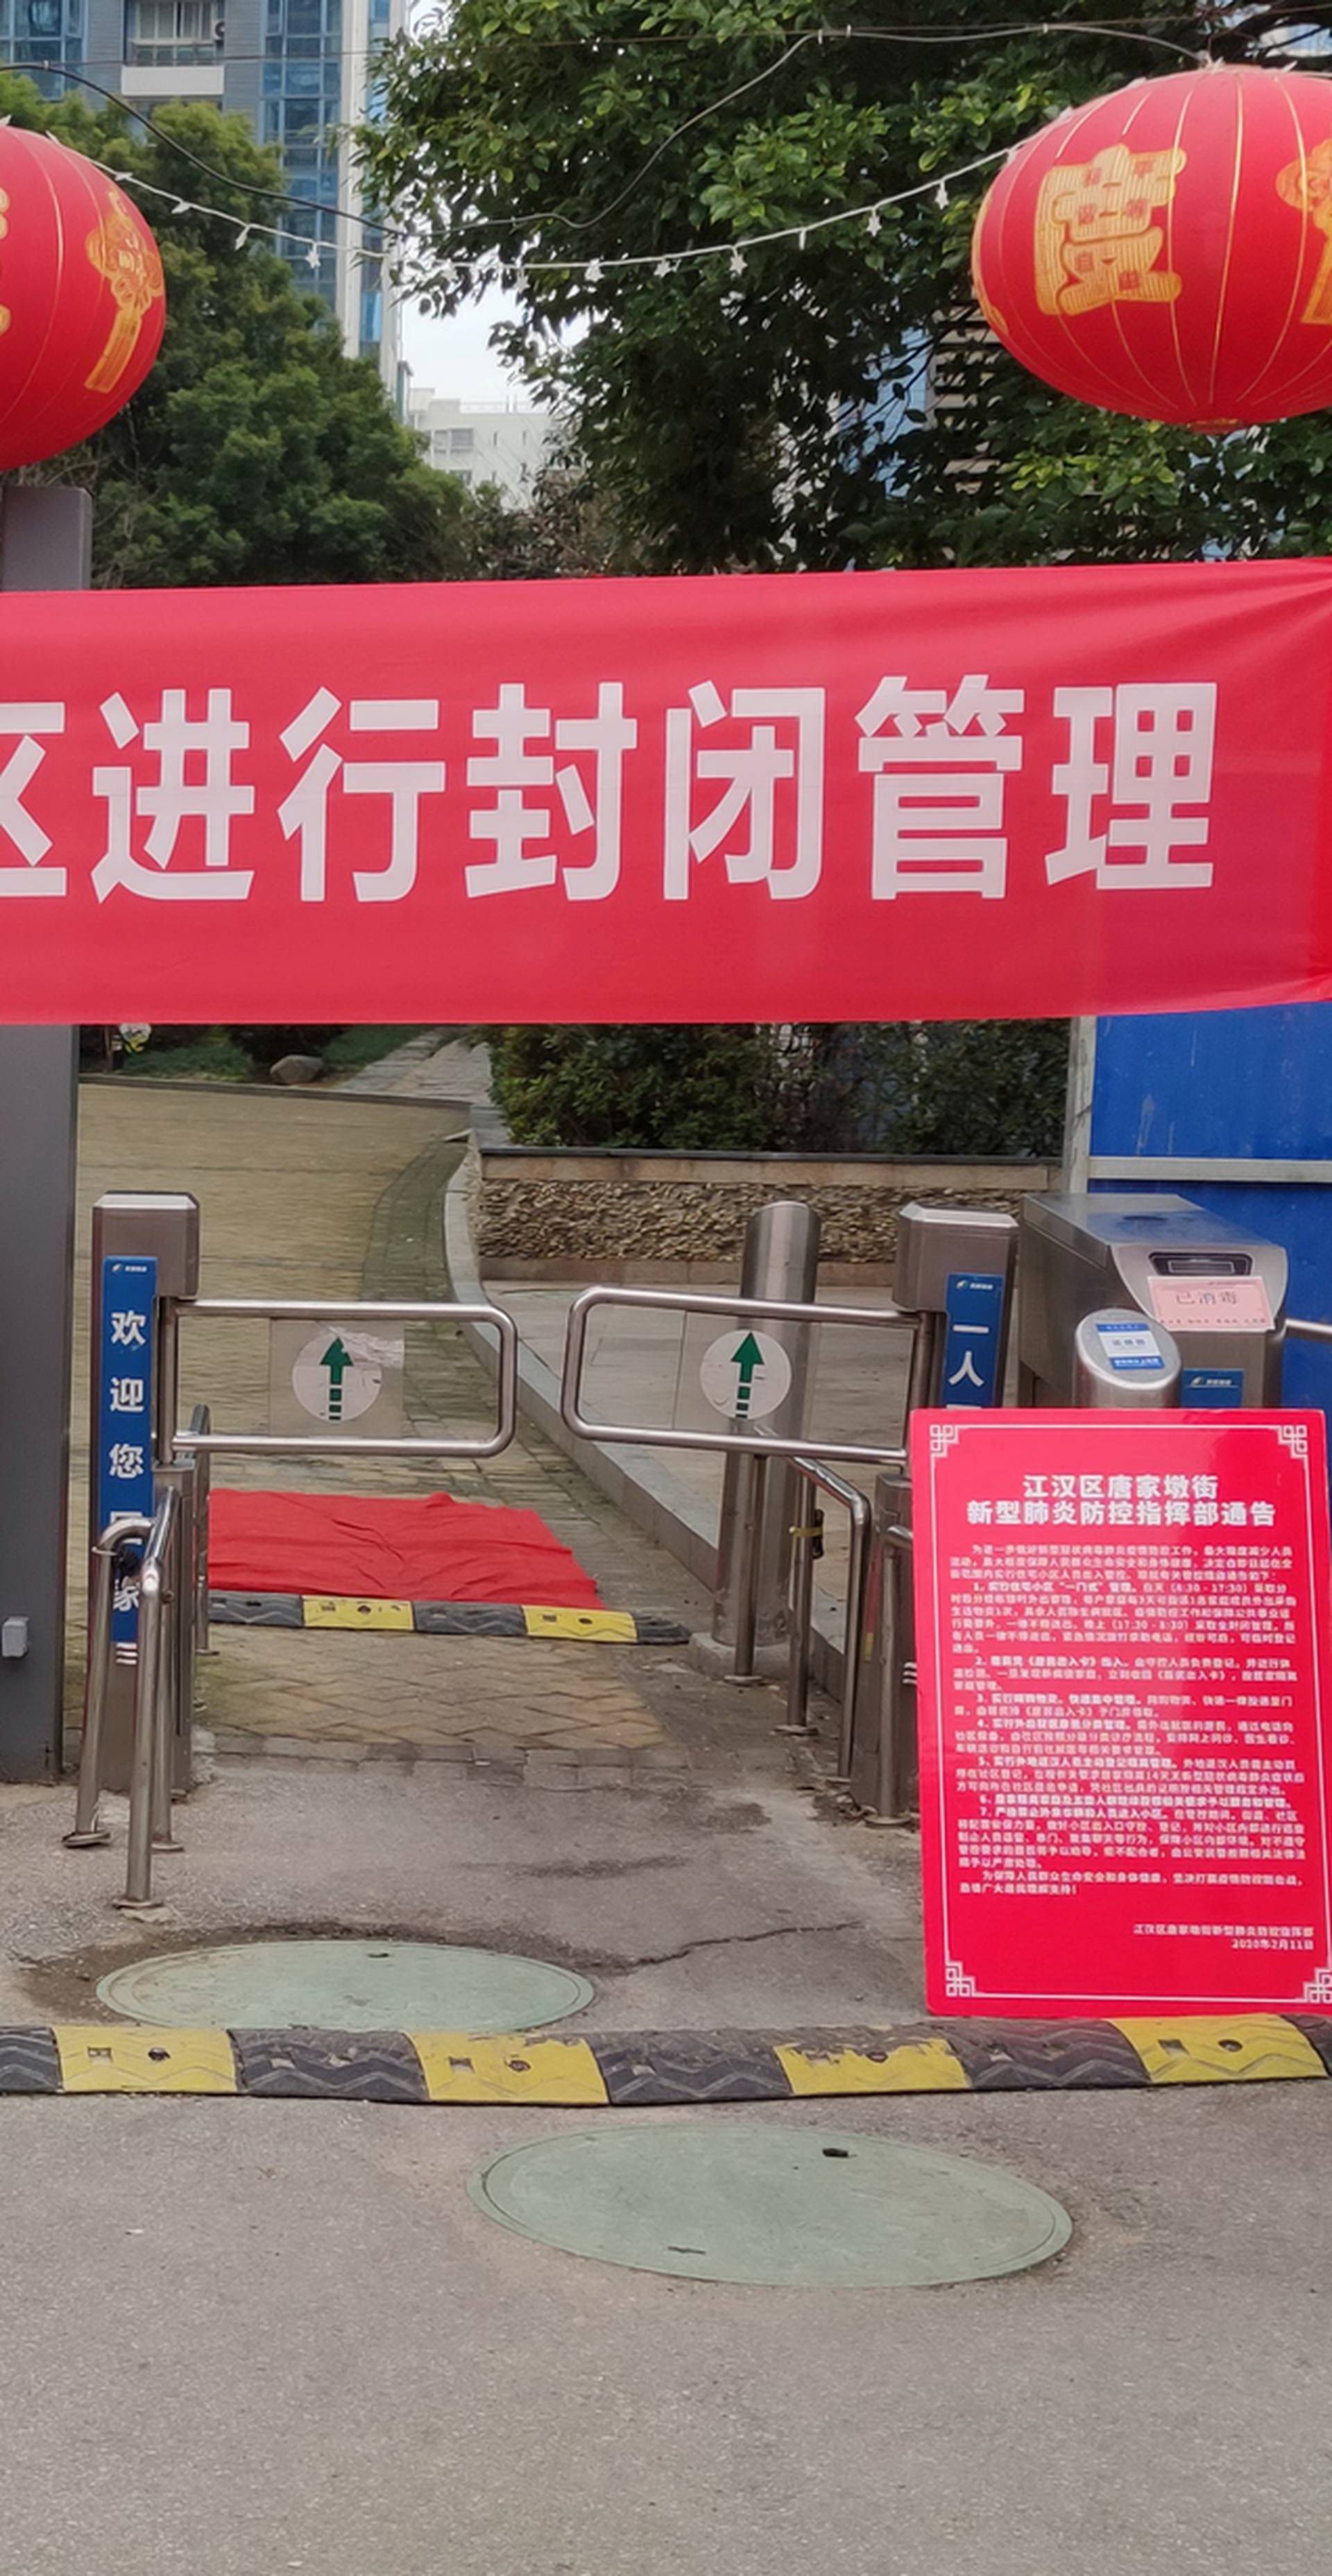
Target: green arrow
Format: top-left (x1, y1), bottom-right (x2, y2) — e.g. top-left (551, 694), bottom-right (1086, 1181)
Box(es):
top-left (731, 1331), bottom-right (765, 1418)
top-left (321, 1336), bottom-right (352, 1422)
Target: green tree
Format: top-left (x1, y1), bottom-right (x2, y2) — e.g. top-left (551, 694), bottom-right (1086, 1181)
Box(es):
top-left (488, 1023), bottom-right (783, 1150)
top-left (0, 78), bottom-right (477, 588)
top-left (361, 1), bottom-right (1331, 577)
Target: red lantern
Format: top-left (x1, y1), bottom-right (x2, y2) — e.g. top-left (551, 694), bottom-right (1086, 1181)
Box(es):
top-left (971, 63), bottom-right (1332, 430)
top-left (0, 127), bottom-right (164, 470)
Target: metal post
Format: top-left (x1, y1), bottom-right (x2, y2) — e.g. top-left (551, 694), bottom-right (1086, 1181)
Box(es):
top-left (905, 1312), bottom-right (939, 1421)
top-left (837, 1494), bottom-right (871, 1783)
top-left (1062, 1018), bottom-right (1098, 1194)
top-left (153, 1458), bottom-right (194, 1800)
top-left (153, 1474), bottom-right (187, 1846)
top-left (728, 1453), bottom-right (767, 1682)
top-left (117, 1567), bottom-right (164, 1914)
top-left (880, 1496), bottom-right (918, 1823)
top-left (779, 1499), bottom-right (819, 1736)
top-left (115, 1487), bottom-right (177, 1913)
top-left (189, 1405), bottom-right (213, 1653)
top-left (714, 1201), bottom-right (821, 1650)
top-left (156, 1297), bottom-right (182, 1483)
top-left (0, 488), bottom-right (89, 1782)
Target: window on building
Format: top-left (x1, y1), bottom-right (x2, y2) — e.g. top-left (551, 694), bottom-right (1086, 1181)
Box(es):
top-left (124, 0), bottom-right (221, 61)
top-left (0, 0), bottom-right (83, 82)
top-left (450, 428), bottom-right (475, 452)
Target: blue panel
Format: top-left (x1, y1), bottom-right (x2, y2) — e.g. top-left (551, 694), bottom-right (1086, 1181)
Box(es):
top-left (96, 1257), bottom-right (156, 1649)
top-left (941, 1270), bottom-right (1006, 1408)
top-left (1093, 1005), bottom-right (1332, 1160)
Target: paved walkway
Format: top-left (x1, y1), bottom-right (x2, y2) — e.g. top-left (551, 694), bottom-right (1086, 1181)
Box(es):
top-left (338, 1028), bottom-right (493, 1101)
top-left (497, 1277), bottom-right (913, 1598)
top-left (73, 1082), bottom-right (705, 1771)
top-left (22, 1078), bottom-right (1326, 2576)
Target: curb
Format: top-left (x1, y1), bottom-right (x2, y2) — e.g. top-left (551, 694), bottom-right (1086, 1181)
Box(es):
top-left (8, 2016), bottom-right (1331, 2099)
top-left (209, 1594), bottom-right (690, 1644)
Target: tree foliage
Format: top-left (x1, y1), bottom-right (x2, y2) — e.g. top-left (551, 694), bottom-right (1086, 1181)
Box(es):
top-left (363, 2), bottom-right (1332, 576)
top-left (0, 78), bottom-right (477, 587)
top-left (488, 1018), bottom-right (1067, 1155)
top-left (488, 1023), bottom-right (783, 1149)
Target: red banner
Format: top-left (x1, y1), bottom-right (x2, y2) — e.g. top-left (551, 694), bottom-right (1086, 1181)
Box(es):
top-left (3, 560), bottom-right (1332, 1021)
top-left (912, 1410), bottom-right (1332, 2020)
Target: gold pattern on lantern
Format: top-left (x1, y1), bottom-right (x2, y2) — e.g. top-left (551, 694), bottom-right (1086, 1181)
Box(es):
top-left (1035, 144), bottom-right (1186, 317)
top-left (1276, 138), bottom-right (1332, 325)
top-left (83, 189), bottom-right (164, 393)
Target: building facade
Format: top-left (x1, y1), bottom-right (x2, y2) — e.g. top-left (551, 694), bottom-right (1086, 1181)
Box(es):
top-left (1, 0), bottom-right (402, 384)
top-left (406, 392), bottom-right (554, 504)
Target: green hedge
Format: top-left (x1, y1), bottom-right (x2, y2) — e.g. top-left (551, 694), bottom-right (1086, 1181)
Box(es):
top-left (488, 1023), bottom-right (1066, 1159)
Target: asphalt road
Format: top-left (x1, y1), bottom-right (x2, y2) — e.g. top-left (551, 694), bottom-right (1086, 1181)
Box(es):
top-left (2, 2081), bottom-right (1326, 2576)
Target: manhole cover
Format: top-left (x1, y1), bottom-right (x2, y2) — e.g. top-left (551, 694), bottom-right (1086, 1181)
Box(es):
top-left (97, 1939), bottom-right (592, 2033)
top-left (468, 2124), bottom-right (1071, 2287)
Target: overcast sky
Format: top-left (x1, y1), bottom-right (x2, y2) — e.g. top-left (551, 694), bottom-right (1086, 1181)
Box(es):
top-left (400, 287), bottom-right (531, 404)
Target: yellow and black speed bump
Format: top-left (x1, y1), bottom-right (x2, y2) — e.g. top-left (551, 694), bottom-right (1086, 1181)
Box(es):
top-left (6, 2016), bottom-right (1332, 2101)
top-left (591, 2031), bottom-right (802, 2106)
top-left (0, 2029), bottom-right (61, 2093)
top-left (230, 2031), bottom-right (429, 2102)
top-left (937, 2020), bottom-right (1152, 2091)
top-left (208, 1593), bottom-right (690, 1645)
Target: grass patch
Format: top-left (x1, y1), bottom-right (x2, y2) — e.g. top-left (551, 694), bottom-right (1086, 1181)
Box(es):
top-left (321, 1025), bottom-right (433, 1077)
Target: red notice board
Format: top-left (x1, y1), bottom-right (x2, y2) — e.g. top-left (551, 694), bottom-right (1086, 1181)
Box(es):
top-left (910, 1411), bottom-right (1332, 2018)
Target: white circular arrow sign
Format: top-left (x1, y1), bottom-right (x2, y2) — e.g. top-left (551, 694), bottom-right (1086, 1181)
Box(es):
top-left (291, 1329), bottom-right (386, 1426)
top-left (699, 1328), bottom-right (792, 1424)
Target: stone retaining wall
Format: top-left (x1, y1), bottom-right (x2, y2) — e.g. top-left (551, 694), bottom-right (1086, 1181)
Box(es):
top-left (467, 1141), bottom-right (1059, 1281)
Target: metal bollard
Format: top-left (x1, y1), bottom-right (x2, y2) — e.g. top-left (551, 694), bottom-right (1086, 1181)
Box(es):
top-left (114, 1485), bottom-right (178, 1914)
top-left (728, 1452), bottom-right (768, 1683)
top-left (848, 1467), bottom-right (918, 1823)
top-left (714, 1200), bottom-right (821, 1652)
top-left (779, 1502), bottom-right (821, 1736)
top-left (774, 1459), bottom-right (876, 1758)
top-left (879, 1490), bottom-right (918, 1823)
top-left (189, 1405), bottom-right (213, 1655)
top-left (65, 1515), bottom-right (151, 1850)
top-left (151, 1486), bottom-right (186, 1853)
top-left (835, 1489), bottom-right (871, 1783)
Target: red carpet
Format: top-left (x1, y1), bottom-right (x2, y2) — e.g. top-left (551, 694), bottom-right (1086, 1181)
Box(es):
top-left (209, 1490), bottom-right (602, 1607)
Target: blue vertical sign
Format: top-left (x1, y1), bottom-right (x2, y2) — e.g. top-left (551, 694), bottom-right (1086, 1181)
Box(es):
top-left (941, 1271), bottom-right (1005, 1409)
top-left (96, 1256), bottom-right (156, 1648)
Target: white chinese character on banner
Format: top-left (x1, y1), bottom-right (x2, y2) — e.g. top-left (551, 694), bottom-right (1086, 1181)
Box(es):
top-left (110, 1311), bottom-right (147, 1349)
top-left (108, 1376), bottom-right (145, 1415)
top-left (280, 691), bottom-right (445, 903)
top-left (856, 674), bottom-right (1023, 899)
top-left (663, 683), bottom-right (823, 901)
top-left (466, 683), bottom-right (637, 900)
top-left (107, 1442), bottom-right (145, 1481)
top-left (0, 701), bottom-right (66, 898)
top-left (1047, 684), bottom-right (1216, 889)
top-left (93, 691), bottom-right (255, 902)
